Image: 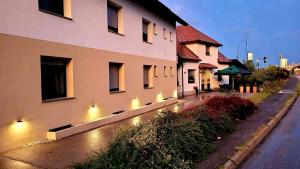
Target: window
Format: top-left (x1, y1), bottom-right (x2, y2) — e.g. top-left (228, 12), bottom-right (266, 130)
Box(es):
top-left (206, 45), bottom-right (211, 56)
top-left (164, 66), bottom-right (168, 77)
top-left (153, 23), bottom-right (157, 35)
top-left (154, 65), bottom-right (158, 77)
top-left (170, 67), bottom-right (174, 77)
top-left (143, 65), bottom-right (153, 88)
top-left (109, 62), bottom-right (125, 92)
top-left (163, 28), bottom-right (167, 39)
top-left (38, 0), bottom-right (72, 18)
top-left (107, 2), bottom-right (122, 34)
top-left (143, 20), bottom-right (150, 42)
top-left (41, 56), bottom-right (72, 101)
top-left (188, 69), bottom-right (196, 83)
top-left (170, 31), bottom-right (173, 42)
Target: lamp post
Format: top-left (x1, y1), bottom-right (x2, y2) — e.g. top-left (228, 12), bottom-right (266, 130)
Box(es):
top-left (245, 30), bottom-right (251, 60)
top-left (237, 39), bottom-right (245, 60)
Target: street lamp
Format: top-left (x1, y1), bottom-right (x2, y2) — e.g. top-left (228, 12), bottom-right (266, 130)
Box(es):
top-left (245, 30), bottom-right (251, 59)
top-left (237, 39), bottom-right (245, 60)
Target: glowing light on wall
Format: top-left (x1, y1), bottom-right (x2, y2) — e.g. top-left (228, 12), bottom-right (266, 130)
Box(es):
top-left (132, 116), bottom-right (141, 126)
top-left (10, 119), bottom-right (29, 135)
top-left (15, 120), bottom-right (24, 129)
top-left (173, 105), bottom-right (179, 113)
top-left (87, 104), bottom-right (100, 121)
top-left (173, 90), bottom-right (178, 98)
top-left (131, 97), bottom-right (140, 110)
top-left (157, 93), bottom-right (163, 102)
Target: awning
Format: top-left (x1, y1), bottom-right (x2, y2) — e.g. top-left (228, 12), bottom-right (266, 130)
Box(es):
top-left (199, 63), bottom-right (218, 70)
top-left (214, 65), bottom-right (250, 75)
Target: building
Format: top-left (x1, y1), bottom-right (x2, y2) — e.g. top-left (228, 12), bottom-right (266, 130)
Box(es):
top-left (176, 25), bottom-right (231, 96)
top-left (0, 0), bottom-right (187, 152)
top-left (279, 55), bottom-right (288, 68)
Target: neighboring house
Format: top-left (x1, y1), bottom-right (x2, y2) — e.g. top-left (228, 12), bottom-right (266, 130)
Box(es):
top-left (0, 0), bottom-right (187, 152)
top-left (176, 25), bottom-right (231, 96)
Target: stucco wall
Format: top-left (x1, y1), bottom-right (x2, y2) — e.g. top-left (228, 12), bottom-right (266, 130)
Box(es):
top-left (0, 34), bottom-right (177, 153)
top-left (0, 0), bottom-right (176, 61)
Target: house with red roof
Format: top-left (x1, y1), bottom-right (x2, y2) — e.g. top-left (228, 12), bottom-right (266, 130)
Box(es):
top-left (177, 25), bottom-right (232, 96)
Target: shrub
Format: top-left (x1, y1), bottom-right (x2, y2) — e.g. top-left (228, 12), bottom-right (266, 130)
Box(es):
top-left (261, 80), bottom-right (285, 94)
top-left (74, 112), bottom-right (210, 169)
top-left (204, 96), bottom-right (257, 120)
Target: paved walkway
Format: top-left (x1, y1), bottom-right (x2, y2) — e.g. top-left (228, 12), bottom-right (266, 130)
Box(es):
top-left (0, 99), bottom-right (201, 169)
top-left (240, 96), bottom-right (300, 169)
top-left (195, 77), bottom-right (299, 169)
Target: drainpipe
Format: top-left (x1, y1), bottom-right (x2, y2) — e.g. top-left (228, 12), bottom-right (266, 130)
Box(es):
top-left (198, 69), bottom-right (201, 94)
top-left (181, 62), bottom-right (184, 97)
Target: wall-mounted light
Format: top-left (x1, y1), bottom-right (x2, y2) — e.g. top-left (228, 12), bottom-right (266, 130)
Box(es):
top-left (87, 104), bottom-right (100, 121)
top-left (16, 119), bottom-right (24, 129)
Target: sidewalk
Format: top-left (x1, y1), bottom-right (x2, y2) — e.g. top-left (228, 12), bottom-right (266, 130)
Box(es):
top-left (195, 77), bottom-right (299, 169)
top-left (0, 100), bottom-right (197, 169)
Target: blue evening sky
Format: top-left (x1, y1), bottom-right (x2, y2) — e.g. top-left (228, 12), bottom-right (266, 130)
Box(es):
top-left (161, 0), bottom-right (300, 66)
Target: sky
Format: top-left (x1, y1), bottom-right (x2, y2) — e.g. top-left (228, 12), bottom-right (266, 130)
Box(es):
top-left (161, 0), bottom-right (300, 66)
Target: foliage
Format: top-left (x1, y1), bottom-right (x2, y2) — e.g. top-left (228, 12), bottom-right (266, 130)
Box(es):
top-left (74, 96), bottom-right (257, 169)
top-left (261, 80), bottom-right (285, 94)
top-left (248, 92), bottom-right (270, 104)
top-left (244, 60), bottom-right (256, 73)
top-left (249, 66), bottom-right (289, 85)
top-left (204, 96), bottom-right (257, 120)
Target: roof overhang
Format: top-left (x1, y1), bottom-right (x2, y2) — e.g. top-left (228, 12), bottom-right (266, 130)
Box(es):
top-left (199, 63), bottom-right (218, 70)
top-left (132, 0), bottom-right (188, 26)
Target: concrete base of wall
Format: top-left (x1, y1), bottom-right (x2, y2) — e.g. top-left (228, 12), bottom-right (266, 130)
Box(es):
top-left (47, 98), bottom-right (177, 140)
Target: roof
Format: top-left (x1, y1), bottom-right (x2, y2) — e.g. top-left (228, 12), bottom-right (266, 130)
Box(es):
top-left (218, 52), bottom-right (232, 64)
top-left (177, 42), bottom-right (201, 61)
top-left (230, 59), bottom-right (248, 69)
top-left (199, 63), bottom-right (218, 69)
top-left (214, 65), bottom-right (250, 75)
top-left (176, 25), bottom-right (222, 46)
top-left (132, 0), bottom-right (188, 25)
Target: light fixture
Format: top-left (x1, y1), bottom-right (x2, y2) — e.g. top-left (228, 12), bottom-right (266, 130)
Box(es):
top-left (15, 119), bottom-right (24, 129)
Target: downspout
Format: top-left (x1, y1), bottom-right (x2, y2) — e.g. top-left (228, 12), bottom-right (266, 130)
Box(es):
top-left (198, 69), bottom-right (201, 94)
top-left (181, 62), bottom-right (184, 97)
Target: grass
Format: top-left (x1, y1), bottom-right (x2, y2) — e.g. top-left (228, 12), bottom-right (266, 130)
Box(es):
top-left (248, 92), bottom-right (271, 104)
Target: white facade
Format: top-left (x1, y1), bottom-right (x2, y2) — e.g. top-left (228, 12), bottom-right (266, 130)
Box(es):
top-left (0, 0), bottom-right (176, 61)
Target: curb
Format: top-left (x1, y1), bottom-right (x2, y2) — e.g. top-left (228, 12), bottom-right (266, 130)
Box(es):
top-left (222, 93), bottom-right (298, 169)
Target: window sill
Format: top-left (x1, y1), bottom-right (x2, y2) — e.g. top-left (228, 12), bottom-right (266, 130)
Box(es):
top-left (42, 97), bottom-right (75, 103)
top-left (144, 87), bottom-right (154, 90)
top-left (108, 30), bottom-right (125, 36)
top-left (143, 41), bottom-right (153, 44)
top-left (110, 90), bottom-right (126, 94)
top-left (39, 9), bottom-right (73, 21)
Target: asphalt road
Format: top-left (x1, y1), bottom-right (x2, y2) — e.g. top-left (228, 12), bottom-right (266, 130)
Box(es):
top-left (241, 96), bottom-right (300, 169)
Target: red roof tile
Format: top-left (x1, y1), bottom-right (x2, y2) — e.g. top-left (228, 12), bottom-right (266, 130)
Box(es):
top-left (176, 25), bottom-right (222, 46)
top-left (199, 63), bottom-right (218, 69)
top-left (218, 52), bottom-right (232, 64)
top-left (177, 42), bottom-right (201, 61)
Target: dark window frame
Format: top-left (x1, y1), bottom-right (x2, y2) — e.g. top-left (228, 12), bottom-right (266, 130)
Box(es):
top-left (107, 2), bottom-right (121, 34)
top-left (143, 65), bottom-right (151, 88)
top-left (109, 62), bottom-right (123, 93)
top-left (41, 56), bottom-right (71, 101)
top-left (38, 0), bottom-right (72, 20)
top-left (188, 69), bottom-right (196, 84)
top-left (143, 19), bottom-right (150, 42)
top-left (206, 45), bottom-right (211, 56)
